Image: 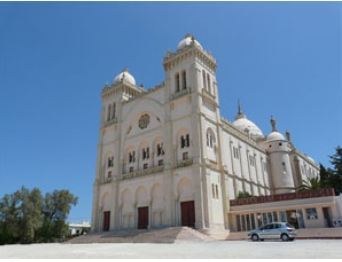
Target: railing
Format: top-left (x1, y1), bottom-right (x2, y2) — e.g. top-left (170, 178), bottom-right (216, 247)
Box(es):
top-left (176, 158), bottom-right (194, 168)
top-left (170, 87), bottom-right (191, 100)
top-left (122, 165), bottom-right (164, 180)
top-left (103, 117), bottom-right (118, 128)
top-left (230, 188), bottom-right (336, 206)
top-left (201, 88), bottom-right (216, 100)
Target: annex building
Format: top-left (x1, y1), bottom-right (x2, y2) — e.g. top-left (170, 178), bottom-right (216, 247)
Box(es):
top-left (91, 34), bottom-right (342, 237)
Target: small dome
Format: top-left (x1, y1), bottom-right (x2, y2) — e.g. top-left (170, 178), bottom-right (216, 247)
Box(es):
top-left (266, 131), bottom-right (286, 142)
top-left (113, 69), bottom-right (136, 86)
top-left (233, 117), bottom-right (264, 139)
top-left (177, 34), bottom-right (202, 50)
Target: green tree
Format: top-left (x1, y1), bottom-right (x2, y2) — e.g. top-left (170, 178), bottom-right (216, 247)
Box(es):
top-left (319, 146), bottom-right (342, 195)
top-left (299, 176), bottom-right (321, 191)
top-left (0, 188), bottom-right (77, 245)
top-left (39, 190), bottom-right (78, 242)
top-left (237, 191), bottom-right (253, 199)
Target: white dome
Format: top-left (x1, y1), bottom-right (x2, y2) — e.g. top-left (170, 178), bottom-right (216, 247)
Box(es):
top-left (233, 117), bottom-right (264, 139)
top-left (267, 131), bottom-right (286, 142)
top-left (113, 69), bottom-right (136, 86)
top-left (177, 35), bottom-right (202, 50)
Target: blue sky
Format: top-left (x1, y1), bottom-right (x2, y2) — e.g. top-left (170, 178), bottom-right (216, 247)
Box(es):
top-left (0, 2), bottom-right (341, 223)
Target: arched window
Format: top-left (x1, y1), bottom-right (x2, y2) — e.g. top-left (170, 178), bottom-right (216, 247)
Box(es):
top-left (207, 73), bottom-right (211, 94)
top-left (175, 73), bottom-right (180, 92)
top-left (202, 70), bottom-right (207, 90)
top-left (206, 129), bottom-right (216, 148)
top-left (181, 71), bottom-right (187, 90)
top-left (107, 104), bottom-right (112, 121)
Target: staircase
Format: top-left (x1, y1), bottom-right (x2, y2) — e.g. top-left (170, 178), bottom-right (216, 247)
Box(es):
top-left (67, 227), bottom-right (215, 244)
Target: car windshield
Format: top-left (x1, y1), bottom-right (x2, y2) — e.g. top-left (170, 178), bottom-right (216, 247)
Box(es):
top-left (286, 223), bottom-right (294, 228)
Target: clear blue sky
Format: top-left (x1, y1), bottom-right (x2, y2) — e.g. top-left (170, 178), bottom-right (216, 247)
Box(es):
top-left (0, 2), bottom-right (341, 223)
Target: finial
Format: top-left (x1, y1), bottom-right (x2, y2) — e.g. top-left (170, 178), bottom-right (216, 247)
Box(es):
top-left (185, 33), bottom-right (192, 38)
top-left (238, 99), bottom-right (242, 115)
top-left (235, 99), bottom-right (246, 120)
top-left (270, 115), bottom-right (277, 132)
top-left (123, 67), bottom-right (128, 72)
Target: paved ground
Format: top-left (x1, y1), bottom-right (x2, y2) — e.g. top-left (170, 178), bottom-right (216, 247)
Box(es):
top-left (1, 240), bottom-right (342, 259)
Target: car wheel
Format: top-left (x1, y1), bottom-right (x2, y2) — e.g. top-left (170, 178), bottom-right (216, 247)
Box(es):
top-left (281, 234), bottom-right (289, 241)
top-left (251, 234), bottom-right (259, 241)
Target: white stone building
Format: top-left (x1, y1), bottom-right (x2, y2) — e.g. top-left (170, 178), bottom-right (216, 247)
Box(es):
top-left (91, 34), bottom-right (342, 236)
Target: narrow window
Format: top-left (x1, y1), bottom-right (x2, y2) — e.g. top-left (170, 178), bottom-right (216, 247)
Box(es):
top-left (112, 103), bottom-right (116, 119)
top-left (212, 184), bottom-right (215, 198)
top-left (215, 185), bottom-right (219, 199)
top-left (182, 71), bottom-right (187, 90)
top-left (129, 166), bottom-right (134, 173)
top-left (202, 70), bottom-right (207, 90)
top-left (207, 73), bottom-right (211, 93)
top-left (182, 152), bottom-right (188, 160)
top-left (158, 159), bottom-right (164, 166)
top-left (181, 136), bottom-right (185, 148)
top-left (108, 157), bottom-right (114, 168)
top-left (107, 104), bottom-right (112, 121)
top-left (186, 134), bottom-right (190, 147)
top-left (143, 163), bottom-right (148, 169)
top-left (107, 171), bottom-right (112, 178)
top-left (175, 73), bottom-right (180, 92)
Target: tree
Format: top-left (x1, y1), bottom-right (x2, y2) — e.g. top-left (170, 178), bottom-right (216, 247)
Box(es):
top-left (0, 187), bottom-right (77, 245)
top-left (39, 190), bottom-right (78, 242)
top-left (237, 191), bottom-right (253, 199)
top-left (319, 146), bottom-right (342, 195)
top-left (299, 176), bottom-right (321, 191)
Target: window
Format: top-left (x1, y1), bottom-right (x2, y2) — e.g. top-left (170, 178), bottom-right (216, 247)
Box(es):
top-left (129, 166), bottom-right (134, 173)
top-left (175, 73), bottom-right (180, 92)
top-left (207, 130), bottom-right (215, 148)
top-left (207, 73), bottom-right (211, 93)
top-left (215, 185), bottom-right (219, 199)
top-left (236, 215), bottom-right (241, 232)
top-left (182, 152), bottom-right (189, 161)
top-left (143, 163), bottom-right (148, 169)
top-left (273, 212), bottom-right (278, 222)
top-left (212, 184), bottom-right (215, 198)
top-left (129, 151), bottom-right (136, 163)
top-left (112, 103), bottom-right (116, 119)
top-left (181, 70), bottom-right (187, 90)
top-left (142, 147), bottom-right (150, 160)
top-left (202, 70), bottom-right (207, 90)
top-left (107, 171), bottom-right (112, 178)
top-left (282, 162), bottom-right (287, 173)
top-left (306, 208), bottom-right (318, 220)
top-left (233, 147), bottom-right (239, 159)
top-left (107, 104), bottom-right (111, 121)
top-left (279, 211), bottom-right (287, 222)
top-left (181, 134), bottom-right (190, 148)
top-left (158, 159), bottom-right (164, 166)
top-left (251, 214), bottom-right (256, 229)
top-left (249, 155), bottom-right (256, 167)
top-left (157, 143), bottom-right (165, 156)
top-left (278, 142), bottom-right (282, 146)
top-left (108, 157), bottom-right (114, 168)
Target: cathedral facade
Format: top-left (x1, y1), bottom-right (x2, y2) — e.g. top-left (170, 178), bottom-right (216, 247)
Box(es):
top-left (91, 35), bottom-right (341, 236)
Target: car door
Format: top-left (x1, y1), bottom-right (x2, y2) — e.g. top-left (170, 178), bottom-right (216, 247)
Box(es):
top-left (262, 224), bottom-right (274, 239)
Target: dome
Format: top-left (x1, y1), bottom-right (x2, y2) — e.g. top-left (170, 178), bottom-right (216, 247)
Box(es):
top-left (113, 69), bottom-right (136, 86)
top-left (177, 34), bottom-right (202, 50)
top-left (266, 131), bottom-right (286, 142)
top-left (233, 117), bottom-right (264, 139)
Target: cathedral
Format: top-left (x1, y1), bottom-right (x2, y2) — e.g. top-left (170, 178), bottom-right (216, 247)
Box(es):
top-left (91, 34), bottom-right (342, 237)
